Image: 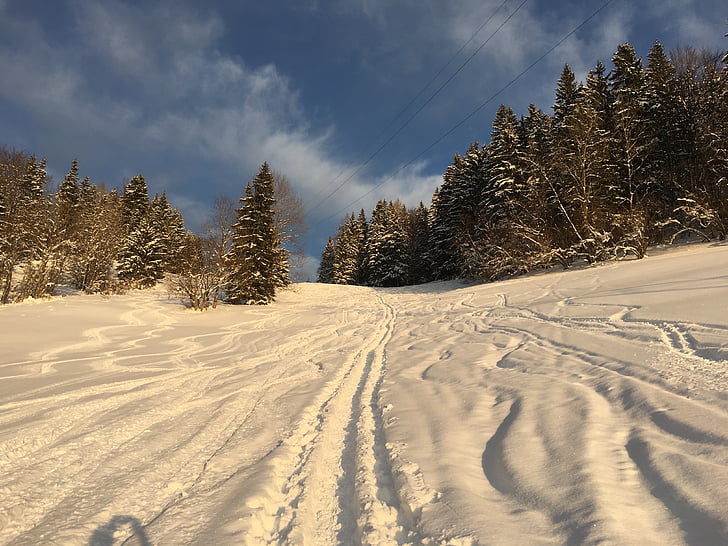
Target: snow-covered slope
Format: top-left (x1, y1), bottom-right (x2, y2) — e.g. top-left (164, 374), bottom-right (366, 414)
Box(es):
top-left (1, 243), bottom-right (727, 545)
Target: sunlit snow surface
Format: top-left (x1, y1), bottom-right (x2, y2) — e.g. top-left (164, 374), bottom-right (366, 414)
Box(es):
top-left (1, 243), bottom-right (727, 545)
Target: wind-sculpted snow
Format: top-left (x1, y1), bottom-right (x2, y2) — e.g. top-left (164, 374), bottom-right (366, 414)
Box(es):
top-left (0, 244), bottom-right (727, 545)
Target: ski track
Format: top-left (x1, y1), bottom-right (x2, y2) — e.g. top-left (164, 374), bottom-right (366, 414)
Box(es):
top-left (1, 245), bottom-right (728, 544)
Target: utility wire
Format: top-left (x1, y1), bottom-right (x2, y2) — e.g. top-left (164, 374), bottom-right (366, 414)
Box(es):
top-left (367, 0), bottom-right (512, 150)
top-left (304, 1), bottom-right (512, 208)
top-left (321, 0), bottom-right (616, 224)
top-left (305, 0), bottom-right (527, 216)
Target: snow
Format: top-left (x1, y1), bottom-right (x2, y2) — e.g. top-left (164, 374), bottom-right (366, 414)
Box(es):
top-left (1, 242), bottom-right (727, 545)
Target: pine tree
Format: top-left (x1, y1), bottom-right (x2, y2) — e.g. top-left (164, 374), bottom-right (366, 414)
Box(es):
top-left (642, 41), bottom-right (683, 230)
top-left (71, 185), bottom-right (125, 292)
top-left (117, 215), bottom-right (165, 288)
top-left (227, 163), bottom-right (288, 304)
top-left (516, 104), bottom-right (561, 268)
top-left (121, 174), bottom-right (150, 231)
top-left (56, 159), bottom-right (82, 248)
top-left (117, 174), bottom-right (157, 287)
top-left (409, 202), bottom-right (430, 284)
top-left (57, 159), bottom-right (80, 211)
top-left (553, 64), bottom-right (581, 126)
top-left (609, 43), bottom-right (654, 209)
top-left (149, 192), bottom-right (186, 272)
top-left (317, 237), bottom-right (336, 283)
top-left (362, 201), bottom-right (409, 287)
top-left (552, 91), bottom-right (618, 261)
top-left (0, 150), bottom-right (50, 303)
top-left (429, 141), bottom-right (487, 279)
top-left (332, 213), bottom-right (366, 285)
top-left (485, 105), bottom-right (527, 223)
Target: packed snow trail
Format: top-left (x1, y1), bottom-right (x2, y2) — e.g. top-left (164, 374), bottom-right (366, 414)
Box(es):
top-left (1, 243), bottom-right (727, 545)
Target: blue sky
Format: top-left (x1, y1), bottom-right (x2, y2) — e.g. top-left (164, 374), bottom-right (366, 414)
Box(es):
top-left (1, 0), bottom-right (725, 279)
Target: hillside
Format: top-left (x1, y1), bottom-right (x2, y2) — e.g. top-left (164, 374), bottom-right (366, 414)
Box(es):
top-left (1, 243), bottom-right (727, 545)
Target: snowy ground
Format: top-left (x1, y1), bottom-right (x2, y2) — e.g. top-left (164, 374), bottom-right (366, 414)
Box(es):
top-left (1, 243), bottom-right (727, 545)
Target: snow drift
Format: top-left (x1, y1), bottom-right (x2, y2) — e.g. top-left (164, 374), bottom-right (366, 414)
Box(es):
top-left (1, 243), bottom-right (727, 545)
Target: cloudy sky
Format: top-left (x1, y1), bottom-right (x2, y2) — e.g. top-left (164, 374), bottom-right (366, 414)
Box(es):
top-left (1, 0), bottom-right (725, 279)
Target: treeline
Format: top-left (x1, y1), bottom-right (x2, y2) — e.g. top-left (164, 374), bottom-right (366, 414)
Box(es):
top-left (0, 153), bottom-right (296, 308)
top-left (319, 40), bottom-right (728, 286)
top-left (0, 151), bottom-right (185, 303)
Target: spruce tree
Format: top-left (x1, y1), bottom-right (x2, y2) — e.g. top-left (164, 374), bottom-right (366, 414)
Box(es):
top-left (57, 159), bottom-right (81, 244)
top-left (117, 174), bottom-right (155, 287)
top-left (317, 237), bottom-right (336, 283)
top-left (71, 186), bottom-right (124, 292)
top-left (552, 92), bottom-right (617, 261)
top-left (409, 202), bottom-right (430, 284)
top-left (429, 141), bottom-right (487, 279)
top-left (117, 216), bottom-right (165, 288)
top-left (0, 150), bottom-right (49, 303)
top-left (332, 213), bottom-right (366, 285)
top-left (643, 41), bottom-right (682, 226)
top-left (362, 200), bottom-right (409, 287)
top-left (553, 64), bottom-right (581, 126)
top-left (609, 43), bottom-right (654, 209)
top-left (149, 192), bottom-right (186, 272)
top-left (227, 163), bottom-right (287, 304)
top-left (121, 174), bottom-right (150, 231)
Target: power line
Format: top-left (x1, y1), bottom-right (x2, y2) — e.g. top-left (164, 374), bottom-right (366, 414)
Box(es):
top-left (305, 0), bottom-right (527, 216)
top-left (305, 1), bottom-right (513, 209)
top-left (367, 0), bottom-right (512, 149)
top-left (321, 0), bottom-right (616, 224)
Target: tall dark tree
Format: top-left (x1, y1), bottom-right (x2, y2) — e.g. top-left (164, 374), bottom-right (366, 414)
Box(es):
top-left (642, 41), bottom-right (683, 229)
top-left (332, 212), bottom-right (366, 285)
top-left (121, 174), bottom-right (150, 231)
top-left (117, 174), bottom-right (156, 287)
top-left (117, 216), bottom-right (165, 288)
top-left (609, 43), bottom-right (653, 209)
top-left (227, 163), bottom-right (288, 304)
top-left (362, 200), bottom-right (409, 287)
top-left (149, 192), bottom-right (186, 272)
top-left (408, 202), bottom-right (430, 284)
top-left (553, 64), bottom-right (581, 126)
top-left (317, 237), bottom-right (336, 283)
top-left (552, 91), bottom-right (618, 261)
top-left (429, 141), bottom-right (487, 279)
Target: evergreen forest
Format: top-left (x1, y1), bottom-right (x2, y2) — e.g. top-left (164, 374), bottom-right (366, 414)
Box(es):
top-left (0, 156), bottom-right (293, 309)
top-left (318, 40), bottom-right (728, 287)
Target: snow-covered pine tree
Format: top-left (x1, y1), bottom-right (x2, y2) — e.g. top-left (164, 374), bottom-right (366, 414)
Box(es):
top-left (584, 62), bottom-right (611, 124)
top-left (0, 151), bottom-right (50, 303)
top-left (641, 41), bottom-right (683, 233)
top-left (18, 159), bottom-right (81, 300)
top-left (227, 163), bottom-right (288, 304)
top-left (408, 202), bottom-right (430, 284)
top-left (553, 64), bottom-right (581, 127)
top-left (332, 213), bottom-right (366, 285)
top-left (428, 156), bottom-right (463, 280)
top-left (56, 159), bottom-right (82, 247)
top-left (473, 104), bottom-right (533, 278)
top-left (609, 43), bottom-right (654, 210)
top-left (117, 215), bottom-right (165, 288)
top-left (117, 174), bottom-right (166, 288)
top-left (429, 141), bottom-right (486, 280)
top-left (552, 89), bottom-right (618, 262)
top-left (149, 192), bottom-right (186, 273)
top-left (361, 200), bottom-right (409, 287)
top-left (71, 185), bottom-right (124, 293)
top-left (514, 104), bottom-right (561, 268)
top-left (317, 237), bottom-right (336, 283)
top-left (121, 174), bottom-right (150, 232)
